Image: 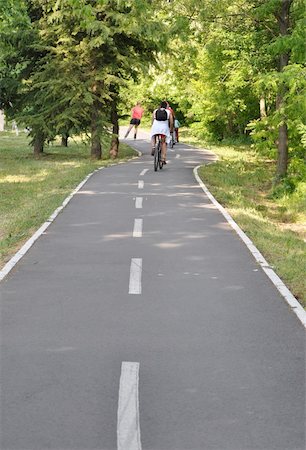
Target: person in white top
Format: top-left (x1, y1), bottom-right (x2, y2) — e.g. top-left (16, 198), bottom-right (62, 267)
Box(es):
top-left (150, 101), bottom-right (174, 163)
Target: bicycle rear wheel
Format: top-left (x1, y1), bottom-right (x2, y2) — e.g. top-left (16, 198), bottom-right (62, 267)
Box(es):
top-left (154, 141), bottom-right (160, 171)
top-left (158, 147), bottom-right (163, 169)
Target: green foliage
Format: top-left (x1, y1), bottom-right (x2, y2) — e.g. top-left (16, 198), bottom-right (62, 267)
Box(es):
top-left (126, 0), bottom-right (305, 185)
top-left (1, 0), bottom-right (305, 180)
top-left (0, 0), bottom-right (166, 152)
top-left (0, 0), bottom-right (36, 112)
top-left (0, 131), bottom-right (136, 265)
top-left (194, 137), bottom-right (306, 304)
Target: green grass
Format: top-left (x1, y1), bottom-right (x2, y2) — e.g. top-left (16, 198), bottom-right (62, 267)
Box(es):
top-left (180, 129), bottom-right (306, 307)
top-left (0, 131), bottom-right (137, 267)
top-left (1, 129), bottom-right (305, 308)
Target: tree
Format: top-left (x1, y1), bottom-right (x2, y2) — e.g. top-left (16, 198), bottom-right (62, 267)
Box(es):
top-left (0, 1), bottom-right (38, 124)
top-left (137, 0), bottom-right (305, 182)
top-left (1, 0), bottom-right (166, 157)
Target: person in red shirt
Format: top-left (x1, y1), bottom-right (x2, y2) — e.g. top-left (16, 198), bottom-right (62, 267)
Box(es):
top-left (124, 102), bottom-right (144, 139)
top-left (166, 101), bottom-right (176, 144)
top-left (166, 101), bottom-right (175, 120)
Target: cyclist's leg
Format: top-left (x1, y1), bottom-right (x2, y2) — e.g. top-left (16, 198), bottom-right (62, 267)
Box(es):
top-left (151, 135), bottom-right (156, 155)
top-left (161, 136), bottom-right (167, 162)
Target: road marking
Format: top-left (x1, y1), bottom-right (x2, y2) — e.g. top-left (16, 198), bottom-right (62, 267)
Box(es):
top-left (175, 154), bottom-right (180, 158)
top-left (194, 165), bottom-right (306, 329)
top-left (129, 258), bottom-right (142, 294)
top-left (140, 169), bottom-right (148, 176)
top-left (135, 197), bottom-right (143, 209)
top-left (138, 180), bottom-right (144, 189)
top-left (0, 169), bottom-right (104, 282)
top-left (117, 362), bottom-right (141, 450)
top-left (133, 219), bottom-right (143, 238)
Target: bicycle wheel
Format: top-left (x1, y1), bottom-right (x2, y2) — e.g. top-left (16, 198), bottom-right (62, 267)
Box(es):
top-left (158, 146), bottom-right (163, 170)
top-left (154, 142), bottom-right (159, 171)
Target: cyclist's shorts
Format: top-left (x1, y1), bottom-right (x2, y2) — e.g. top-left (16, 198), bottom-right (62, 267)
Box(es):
top-left (130, 118), bottom-right (141, 125)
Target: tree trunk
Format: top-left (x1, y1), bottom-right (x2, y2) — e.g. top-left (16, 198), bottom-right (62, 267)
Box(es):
top-left (260, 95), bottom-right (266, 118)
top-left (277, 122), bottom-right (289, 178)
top-left (91, 107), bottom-right (102, 159)
top-left (91, 126), bottom-right (102, 159)
top-left (33, 132), bottom-right (45, 156)
top-left (110, 97), bottom-right (119, 159)
top-left (90, 81), bottom-right (102, 159)
top-left (61, 133), bottom-right (69, 147)
top-left (226, 116), bottom-right (234, 137)
top-left (275, 0), bottom-right (292, 181)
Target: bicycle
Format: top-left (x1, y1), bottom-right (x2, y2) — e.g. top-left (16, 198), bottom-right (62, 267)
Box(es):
top-left (169, 131), bottom-right (176, 148)
top-left (153, 134), bottom-right (164, 171)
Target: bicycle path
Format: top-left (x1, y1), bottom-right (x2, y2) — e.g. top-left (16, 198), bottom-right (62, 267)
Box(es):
top-left (1, 129), bottom-right (305, 450)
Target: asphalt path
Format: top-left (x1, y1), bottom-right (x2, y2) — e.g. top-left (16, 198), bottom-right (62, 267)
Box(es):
top-left (0, 128), bottom-right (305, 450)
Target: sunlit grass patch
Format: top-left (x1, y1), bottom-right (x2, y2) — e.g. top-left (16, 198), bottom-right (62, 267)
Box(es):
top-left (0, 132), bottom-right (137, 268)
top-left (226, 206), bottom-right (305, 304)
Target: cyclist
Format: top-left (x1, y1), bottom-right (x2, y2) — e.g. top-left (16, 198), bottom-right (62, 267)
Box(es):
top-left (150, 101), bottom-right (174, 164)
top-left (166, 101), bottom-right (175, 120)
top-left (166, 101), bottom-right (176, 145)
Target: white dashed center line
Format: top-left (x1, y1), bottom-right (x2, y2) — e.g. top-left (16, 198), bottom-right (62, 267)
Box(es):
top-left (129, 258), bottom-right (142, 294)
top-left (133, 219), bottom-right (143, 238)
top-left (140, 169), bottom-right (148, 176)
top-left (135, 197), bottom-right (143, 209)
top-left (138, 180), bottom-right (144, 189)
top-left (117, 362), bottom-right (141, 450)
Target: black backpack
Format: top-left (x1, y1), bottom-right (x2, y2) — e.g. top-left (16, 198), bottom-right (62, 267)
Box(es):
top-left (155, 108), bottom-right (168, 121)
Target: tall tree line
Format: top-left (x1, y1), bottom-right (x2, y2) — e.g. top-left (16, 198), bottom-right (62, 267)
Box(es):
top-left (1, 0), bottom-right (305, 183)
top-left (130, 0), bottom-right (305, 183)
top-left (0, 0), bottom-right (166, 158)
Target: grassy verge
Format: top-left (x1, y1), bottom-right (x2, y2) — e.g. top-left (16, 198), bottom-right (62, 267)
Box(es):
top-left (180, 129), bottom-right (306, 307)
top-left (0, 132), bottom-right (137, 268)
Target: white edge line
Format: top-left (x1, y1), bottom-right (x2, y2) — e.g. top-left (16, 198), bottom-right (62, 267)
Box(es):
top-left (0, 148), bottom-right (144, 283)
top-left (117, 362), bottom-right (141, 450)
top-left (0, 170), bottom-right (99, 281)
top-left (194, 165), bottom-right (306, 329)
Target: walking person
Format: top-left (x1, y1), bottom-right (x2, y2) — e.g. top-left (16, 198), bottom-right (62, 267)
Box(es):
top-left (124, 102), bottom-right (144, 139)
